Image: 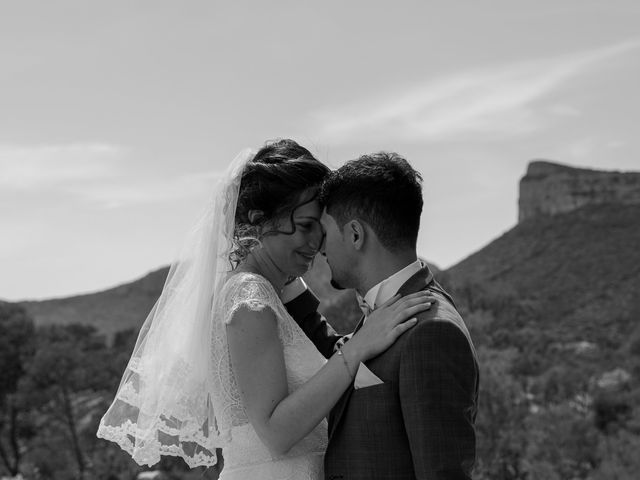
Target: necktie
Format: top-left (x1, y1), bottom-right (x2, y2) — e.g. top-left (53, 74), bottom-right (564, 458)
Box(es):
top-left (353, 295), bottom-right (374, 335)
top-left (334, 296), bottom-right (372, 352)
top-left (357, 294), bottom-right (373, 317)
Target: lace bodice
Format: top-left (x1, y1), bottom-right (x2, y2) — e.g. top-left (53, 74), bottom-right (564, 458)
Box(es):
top-left (211, 272), bottom-right (328, 478)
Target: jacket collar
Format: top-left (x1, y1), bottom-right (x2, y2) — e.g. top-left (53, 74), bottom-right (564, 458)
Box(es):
top-left (397, 262), bottom-right (435, 297)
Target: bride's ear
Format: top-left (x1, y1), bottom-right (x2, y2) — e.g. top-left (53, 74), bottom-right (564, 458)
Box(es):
top-left (248, 209), bottom-right (264, 225)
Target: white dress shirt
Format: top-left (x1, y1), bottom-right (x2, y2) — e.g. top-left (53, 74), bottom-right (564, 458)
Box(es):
top-left (358, 259), bottom-right (423, 321)
top-left (353, 259), bottom-right (423, 388)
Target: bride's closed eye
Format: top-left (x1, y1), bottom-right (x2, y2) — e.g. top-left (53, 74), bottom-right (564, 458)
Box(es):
top-left (296, 222), bottom-right (313, 232)
top-left (295, 219), bottom-right (323, 232)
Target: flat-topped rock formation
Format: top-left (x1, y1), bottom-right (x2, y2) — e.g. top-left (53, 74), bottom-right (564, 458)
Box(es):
top-left (518, 160), bottom-right (640, 222)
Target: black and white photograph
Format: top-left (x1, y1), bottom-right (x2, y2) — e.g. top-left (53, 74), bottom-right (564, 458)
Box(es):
top-left (1, 2), bottom-right (639, 479)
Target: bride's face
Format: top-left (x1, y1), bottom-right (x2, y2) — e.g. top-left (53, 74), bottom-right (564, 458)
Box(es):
top-left (261, 189), bottom-right (325, 276)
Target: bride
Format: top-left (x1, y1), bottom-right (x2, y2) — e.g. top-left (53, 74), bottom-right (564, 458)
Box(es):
top-left (97, 139), bottom-right (433, 479)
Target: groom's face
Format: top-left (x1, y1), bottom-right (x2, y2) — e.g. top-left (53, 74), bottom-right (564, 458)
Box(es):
top-left (320, 209), bottom-right (355, 290)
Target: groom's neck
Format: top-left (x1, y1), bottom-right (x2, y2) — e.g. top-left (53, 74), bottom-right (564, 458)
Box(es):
top-left (357, 249), bottom-right (418, 296)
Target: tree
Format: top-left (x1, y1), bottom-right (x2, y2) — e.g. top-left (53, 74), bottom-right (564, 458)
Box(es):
top-left (592, 425), bottom-right (640, 480)
top-left (473, 347), bottom-right (530, 479)
top-left (522, 404), bottom-right (599, 479)
top-left (0, 302), bottom-right (36, 477)
top-left (19, 324), bottom-right (115, 479)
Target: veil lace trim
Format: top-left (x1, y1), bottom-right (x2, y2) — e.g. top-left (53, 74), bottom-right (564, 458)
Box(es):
top-left (97, 150), bottom-right (255, 468)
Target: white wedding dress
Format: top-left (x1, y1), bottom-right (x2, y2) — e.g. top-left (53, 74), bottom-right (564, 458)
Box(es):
top-left (212, 272), bottom-right (328, 480)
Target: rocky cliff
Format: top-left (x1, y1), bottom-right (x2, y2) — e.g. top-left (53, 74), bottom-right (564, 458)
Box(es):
top-left (518, 160), bottom-right (640, 222)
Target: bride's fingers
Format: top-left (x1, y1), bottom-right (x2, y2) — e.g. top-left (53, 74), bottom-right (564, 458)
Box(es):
top-left (397, 291), bottom-right (432, 302)
top-left (391, 294), bottom-right (437, 315)
top-left (368, 303), bottom-right (432, 332)
top-left (397, 294), bottom-right (437, 307)
top-left (391, 317), bottom-right (418, 337)
top-left (395, 291), bottom-right (434, 305)
top-left (376, 293), bottom-right (402, 309)
top-left (377, 291), bottom-right (431, 313)
top-left (396, 302), bottom-right (435, 321)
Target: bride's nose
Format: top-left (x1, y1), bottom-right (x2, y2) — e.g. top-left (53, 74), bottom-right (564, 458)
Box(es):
top-left (307, 233), bottom-right (321, 251)
top-left (307, 225), bottom-right (325, 252)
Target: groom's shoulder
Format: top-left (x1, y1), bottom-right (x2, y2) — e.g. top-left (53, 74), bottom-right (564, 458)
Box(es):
top-left (418, 287), bottom-right (465, 327)
top-left (405, 288), bottom-right (474, 350)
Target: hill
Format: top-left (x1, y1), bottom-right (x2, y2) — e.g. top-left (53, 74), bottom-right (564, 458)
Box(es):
top-left (444, 202), bottom-right (640, 357)
top-left (445, 160), bottom-right (640, 353)
top-left (436, 161), bottom-right (640, 478)
top-left (20, 267), bottom-right (169, 339)
top-left (18, 255), bottom-right (440, 338)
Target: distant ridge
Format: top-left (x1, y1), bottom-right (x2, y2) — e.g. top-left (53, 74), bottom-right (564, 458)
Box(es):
top-left (448, 160), bottom-right (640, 349)
top-left (20, 267), bottom-right (169, 338)
top-left (18, 257), bottom-right (439, 338)
top-left (447, 202), bottom-right (640, 343)
top-left (519, 160), bottom-right (640, 222)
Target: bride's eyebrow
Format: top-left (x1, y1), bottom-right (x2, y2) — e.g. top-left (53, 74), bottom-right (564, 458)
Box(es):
top-left (294, 215), bottom-right (320, 221)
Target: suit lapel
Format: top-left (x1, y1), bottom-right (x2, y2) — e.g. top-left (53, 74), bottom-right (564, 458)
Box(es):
top-left (396, 262), bottom-right (434, 297)
top-left (328, 264), bottom-right (441, 440)
top-left (396, 263), bottom-right (458, 307)
top-left (352, 314), bottom-right (366, 334)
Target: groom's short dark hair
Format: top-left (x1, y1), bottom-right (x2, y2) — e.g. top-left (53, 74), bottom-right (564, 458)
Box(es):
top-left (320, 152), bottom-right (423, 251)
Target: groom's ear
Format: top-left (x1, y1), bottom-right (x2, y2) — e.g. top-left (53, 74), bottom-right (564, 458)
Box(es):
top-left (348, 220), bottom-right (365, 251)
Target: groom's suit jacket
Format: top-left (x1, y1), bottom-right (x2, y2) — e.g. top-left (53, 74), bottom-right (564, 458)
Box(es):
top-left (285, 265), bottom-right (479, 480)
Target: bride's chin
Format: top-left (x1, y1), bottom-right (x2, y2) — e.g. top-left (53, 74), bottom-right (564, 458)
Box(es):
top-left (290, 262), bottom-right (312, 277)
top-left (294, 265), bottom-right (311, 276)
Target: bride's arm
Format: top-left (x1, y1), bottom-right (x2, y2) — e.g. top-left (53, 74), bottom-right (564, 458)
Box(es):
top-left (285, 287), bottom-right (342, 358)
top-left (226, 292), bottom-right (433, 457)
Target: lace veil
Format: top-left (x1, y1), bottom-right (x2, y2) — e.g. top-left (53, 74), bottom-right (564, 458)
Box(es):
top-left (97, 149), bottom-right (255, 467)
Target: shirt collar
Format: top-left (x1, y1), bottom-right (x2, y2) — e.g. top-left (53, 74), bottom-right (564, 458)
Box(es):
top-left (362, 259), bottom-right (423, 310)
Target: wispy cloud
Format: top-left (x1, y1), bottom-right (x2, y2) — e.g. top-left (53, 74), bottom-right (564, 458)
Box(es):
top-left (311, 40), bottom-right (640, 144)
top-left (0, 143), bottom-right (223, 209)
top-left (66, 171), bottom-right (223, 209)
top-left (0, 143), bottom-right (123, 189)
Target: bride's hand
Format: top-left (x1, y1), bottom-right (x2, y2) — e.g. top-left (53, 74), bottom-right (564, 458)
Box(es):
top-left (348, 291), bottom-right (437, 361)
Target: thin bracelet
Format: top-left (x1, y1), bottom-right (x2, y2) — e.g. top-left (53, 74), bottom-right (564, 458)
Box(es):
top-left (336, 347), bottom-right (354, 378)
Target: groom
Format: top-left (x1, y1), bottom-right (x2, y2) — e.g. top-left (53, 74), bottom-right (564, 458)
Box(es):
top-left (285, 152), bottom-right (479, 480)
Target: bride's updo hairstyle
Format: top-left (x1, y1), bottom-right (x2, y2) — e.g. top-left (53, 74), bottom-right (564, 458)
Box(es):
top-left (230, 139), bottom-right (330, 266)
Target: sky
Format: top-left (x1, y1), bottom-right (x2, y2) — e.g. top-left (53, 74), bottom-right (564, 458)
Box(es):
top-left (1, 1), bottom-right (639, 301)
